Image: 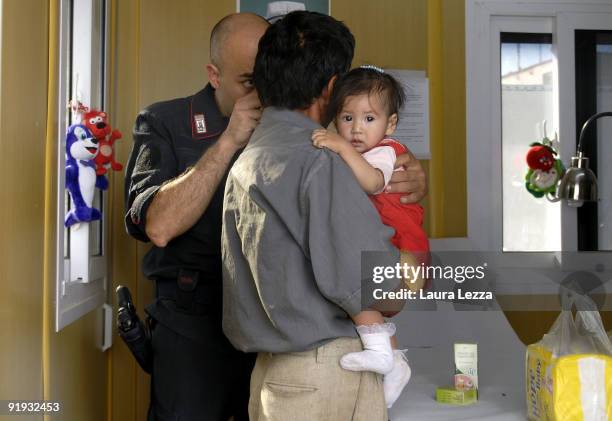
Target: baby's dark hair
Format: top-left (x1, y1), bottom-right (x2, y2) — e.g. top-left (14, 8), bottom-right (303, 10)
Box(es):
top-left (327, 66), bottom-right (405, 123)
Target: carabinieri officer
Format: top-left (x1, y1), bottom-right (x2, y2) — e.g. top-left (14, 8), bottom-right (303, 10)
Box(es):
top-left (124, 13), bottom-right (268, 421)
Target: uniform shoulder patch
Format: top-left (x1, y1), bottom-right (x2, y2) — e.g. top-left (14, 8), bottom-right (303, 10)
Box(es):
top-left (194, 113), bottom-right (207, 134)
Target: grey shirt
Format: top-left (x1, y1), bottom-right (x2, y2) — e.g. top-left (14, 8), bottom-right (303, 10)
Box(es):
top-left (222, 107), bottom-right (400, 353)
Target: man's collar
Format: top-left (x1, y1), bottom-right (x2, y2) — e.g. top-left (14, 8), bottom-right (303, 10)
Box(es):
top-left (261, 107), bottom-right (322, 130)
top-left (190, 84), bottom-right (229, 140)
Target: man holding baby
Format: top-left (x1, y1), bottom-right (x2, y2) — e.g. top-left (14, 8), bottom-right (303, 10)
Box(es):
top-left (222, 10), bottom-right (421, 421)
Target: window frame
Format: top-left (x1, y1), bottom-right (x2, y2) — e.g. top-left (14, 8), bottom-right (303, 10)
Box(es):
top-left (463, 0), bottom-right (612, 295)
top-left (557, 14), bottom-right (612, 253)
top-left (55, 0), bottom-right (110, 332)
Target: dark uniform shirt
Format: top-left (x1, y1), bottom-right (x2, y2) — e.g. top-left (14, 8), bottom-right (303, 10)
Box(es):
top-left (124, 84), bottom-right (231, 282)
top-left (124, 85), bottom-right (255, 421)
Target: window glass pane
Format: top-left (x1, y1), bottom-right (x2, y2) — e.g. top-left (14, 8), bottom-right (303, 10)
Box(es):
top-left (64, 0), bottom-right (106, 260)
top-left (64, 191), bottom-right (70, 258)
top-left (597, 35), bottom-right (612, 250)
top-left (71, 0), bottom-right (105, 109)
top-left (89, 190), bottom-right (103, 256)
top-left (501, 33), bottom-right (561, 251)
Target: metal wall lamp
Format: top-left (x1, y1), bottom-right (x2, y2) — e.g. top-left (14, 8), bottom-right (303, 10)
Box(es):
top-left (555, 111), bottom-right (612, 207)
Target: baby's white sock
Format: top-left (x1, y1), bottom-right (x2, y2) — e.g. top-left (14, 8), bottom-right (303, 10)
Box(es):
top-left (383, 350), bottom-right (412, 408)
top-left (340, 323), bottom-right (395, 375)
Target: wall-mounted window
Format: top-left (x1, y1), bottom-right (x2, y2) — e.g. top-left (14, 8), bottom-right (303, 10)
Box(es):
top-left (466, 1), bottom-right (612, 261)
top-left (56, 0), bottom-right (109, 331)
top-left (459, 1), bottom-right (612, 304)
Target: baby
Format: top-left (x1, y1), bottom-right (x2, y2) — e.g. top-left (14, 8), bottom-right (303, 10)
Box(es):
top-left (311, 66), bottom-right (430, 408)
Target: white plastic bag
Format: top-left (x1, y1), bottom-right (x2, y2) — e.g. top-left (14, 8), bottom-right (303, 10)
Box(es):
top-left (540, 291), bottom-right (612, 357)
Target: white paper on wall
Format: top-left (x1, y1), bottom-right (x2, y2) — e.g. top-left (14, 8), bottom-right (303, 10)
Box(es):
top-left (386, 69), bottom-right (430, 159)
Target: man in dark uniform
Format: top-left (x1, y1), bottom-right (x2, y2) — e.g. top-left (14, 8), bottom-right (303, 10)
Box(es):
top-left (124, 13), bottom-right (268, 421)
top-left (125, 11), bottom-right (428, 421)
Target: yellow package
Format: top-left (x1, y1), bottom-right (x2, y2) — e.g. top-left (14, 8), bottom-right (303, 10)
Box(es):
top-left (525, 298), bottom-right (612, 421)
top-left (526, 343), bottom-right (612, 420)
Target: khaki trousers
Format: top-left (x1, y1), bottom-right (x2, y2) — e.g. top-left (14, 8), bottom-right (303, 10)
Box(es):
top-left (249, 337), bottom-right (387, 421)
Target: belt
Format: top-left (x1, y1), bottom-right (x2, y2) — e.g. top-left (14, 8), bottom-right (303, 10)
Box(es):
top-left (155, 269), bottom-right (222, 313)
top-left (263, 337), bottom-right (362, 362)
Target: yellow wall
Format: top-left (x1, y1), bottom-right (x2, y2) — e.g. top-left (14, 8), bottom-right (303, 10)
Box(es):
top-left (333, 0), bottom-right (467, 238)
top-left (0, 1), bottom-right (107, 420)
top-left (0, 0), bottom-right (47, 415)
top-left (439, 0), bottom-right (467, 238)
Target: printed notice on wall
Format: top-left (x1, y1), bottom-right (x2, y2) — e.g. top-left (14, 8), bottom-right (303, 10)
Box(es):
top-left (386, 70), bottom-right (430, 159)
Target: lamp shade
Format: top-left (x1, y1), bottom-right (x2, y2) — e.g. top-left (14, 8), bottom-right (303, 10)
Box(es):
top-left (555, 154), bottom-right (598, 206)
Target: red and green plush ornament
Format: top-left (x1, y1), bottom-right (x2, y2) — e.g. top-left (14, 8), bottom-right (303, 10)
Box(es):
top-left (525, 142), bottom-right (564, 198)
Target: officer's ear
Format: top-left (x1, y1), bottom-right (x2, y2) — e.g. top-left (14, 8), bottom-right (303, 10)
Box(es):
top-left (206, 64), bottom-right (221, 90)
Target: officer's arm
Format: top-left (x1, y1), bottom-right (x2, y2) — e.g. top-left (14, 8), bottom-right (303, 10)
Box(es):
top-left (143, 138), bottom-right (239, 247)
top-left (144, 92), bottom-right (261, 247)
top-left (124, 110), bottom-right (178, 243)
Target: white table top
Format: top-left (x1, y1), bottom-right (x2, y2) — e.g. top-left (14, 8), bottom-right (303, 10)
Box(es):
top-left (389, 301), bottom-right (528, 421)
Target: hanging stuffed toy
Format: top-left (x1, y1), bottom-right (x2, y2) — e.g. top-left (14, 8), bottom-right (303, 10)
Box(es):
top-left (82, 109), bottom-right (123, 176)
top-left (525, 135), bottom-right (564, 198)
top-left (65, 124), bottom-right (106, 227)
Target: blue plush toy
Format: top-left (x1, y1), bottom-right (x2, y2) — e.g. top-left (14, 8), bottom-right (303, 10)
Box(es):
top-left (65, 124), bottom-right (107, 227)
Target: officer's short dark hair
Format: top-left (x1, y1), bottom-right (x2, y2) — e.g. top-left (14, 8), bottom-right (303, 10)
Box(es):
top-left (253, 11), bottom-right (355, 111)
top-left (210, 13), bottom-right (268, 68)
top-left (326, 67), bottom-right (406, 124)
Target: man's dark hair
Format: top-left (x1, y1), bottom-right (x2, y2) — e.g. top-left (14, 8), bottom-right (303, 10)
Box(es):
top-left (326, 67), bottom-right (406, 124)
top-left (253, 11), bottom-right (355, 110)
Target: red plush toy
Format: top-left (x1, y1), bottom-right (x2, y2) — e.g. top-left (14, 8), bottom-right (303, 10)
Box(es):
top-left (526, 145), bottom-right (555, 171)
top-left (83, 110), bottom-right (123, 176)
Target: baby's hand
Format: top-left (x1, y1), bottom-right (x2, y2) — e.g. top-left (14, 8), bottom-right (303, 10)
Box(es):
top-left (311, 129), bottom-right (348, 154)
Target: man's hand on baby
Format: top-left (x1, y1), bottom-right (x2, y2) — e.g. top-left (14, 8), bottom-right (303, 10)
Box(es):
top-left (311, 129), bottom-right (347, 154)
top-left (386, 150), bottom-right (428, 204)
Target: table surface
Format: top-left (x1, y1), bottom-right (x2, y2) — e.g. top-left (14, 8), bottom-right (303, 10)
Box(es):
top-left (388, 301), bottom-right (528, 421)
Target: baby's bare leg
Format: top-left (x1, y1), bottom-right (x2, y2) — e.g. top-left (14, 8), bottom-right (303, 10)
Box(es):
top-left (351, 309), bottom-right (384, 326)
top-left (401, 250), bottom-right (425, 291)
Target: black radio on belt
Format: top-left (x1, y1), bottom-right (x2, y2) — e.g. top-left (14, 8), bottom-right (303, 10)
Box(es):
top-left (116, 285), bottom-right (153, 373)
top-left (176, 268), bottom-right (200, 310)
